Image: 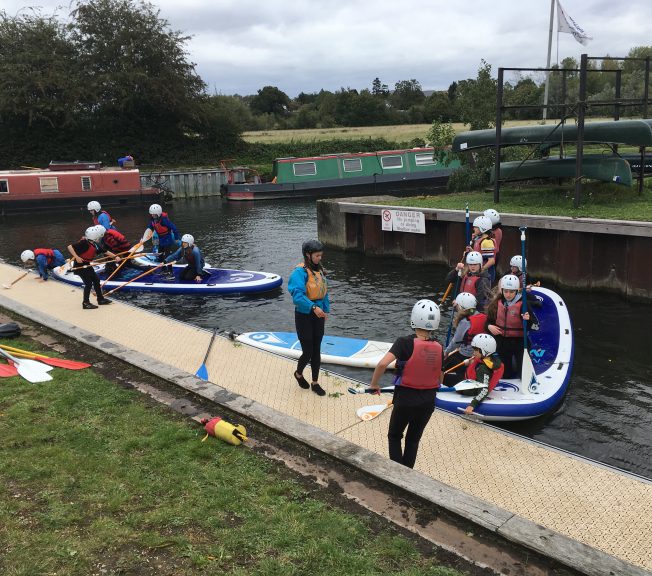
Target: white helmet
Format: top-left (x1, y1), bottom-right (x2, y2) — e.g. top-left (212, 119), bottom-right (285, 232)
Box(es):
top-left (181, 233), bottom-right (194, 246)
top-left (500, 274), bottom-right (520, 291)
top-left (20, 249), bottom-right (35, 262)
top-left (87, 200), bottom-right (101, 212)
top-left (483, 208), bottom-right (500, 226)
top-left (454, 292), bottom-right (477, 311)
top-left (466, 251), bottom-right (483, 265)
top-left (471, 333), bottom-right (497, 356)
top-left (472, 215), bottom-right (493, 234)
top-left (410, 299), bottom-right (441, 330)
top-left (149, 203), bottom-right (163, 216)
top-left (509, 255), bottom-right (526, 272)
top-left (85, 225), bottom-right (105, 242)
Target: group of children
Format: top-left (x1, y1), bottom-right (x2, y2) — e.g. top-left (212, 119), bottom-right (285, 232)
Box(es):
top-left (19, 201), bottom-right (208, 309)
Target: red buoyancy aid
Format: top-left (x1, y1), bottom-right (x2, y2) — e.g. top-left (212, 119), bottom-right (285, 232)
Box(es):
top-left (465, 357), bottom-right (504, 392)
top-left (92, 210), bottom-right (113, 226)
top-left (34, 248), bottom-right (55, 265)
top-left (496, 299), bottom-right (524, 338)
top-left (492, 227), bottom-right (502, 256)
top-left (76, 239), bottom-right (98, 263)
top-left (103, 229), bottom-right (131, 252)
top-left (460, 274), bottom-right (480, 295)
top-left (462, 313), bottom-right (487, 345)
top-left (151, 212), bottom-right (171, 236)
top-left (399, 338), bottom-right (442, 390)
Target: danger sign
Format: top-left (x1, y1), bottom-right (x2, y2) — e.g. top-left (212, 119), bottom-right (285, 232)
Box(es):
top-left (381, 209), bottom-right (425, 234)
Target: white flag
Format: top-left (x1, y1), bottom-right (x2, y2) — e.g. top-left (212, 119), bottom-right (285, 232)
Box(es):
top-left (556, 0), bottom-right (592, 45)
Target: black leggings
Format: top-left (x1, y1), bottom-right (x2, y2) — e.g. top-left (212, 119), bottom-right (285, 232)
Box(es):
top-left (496, 336), bottom-right (524, 379)
top-left (74, 265), bottom-right (103, 303)
top-left (295, 310), bottom-right (325, 382)
top-left (387, 401), bottom-right (435, 468)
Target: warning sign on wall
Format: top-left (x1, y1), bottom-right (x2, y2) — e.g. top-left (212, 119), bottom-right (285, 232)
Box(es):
top-left (381, 209), bottom-right (425, 234)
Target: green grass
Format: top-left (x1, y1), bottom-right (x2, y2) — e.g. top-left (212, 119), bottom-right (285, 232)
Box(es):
top-left (381, 182), bottom-right (652, 221)
top-left (0, 341), bottom-right (467, 576)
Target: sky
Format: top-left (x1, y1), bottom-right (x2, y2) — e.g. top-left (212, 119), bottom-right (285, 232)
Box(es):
top-left (3, 0), bottom-right (651, 97)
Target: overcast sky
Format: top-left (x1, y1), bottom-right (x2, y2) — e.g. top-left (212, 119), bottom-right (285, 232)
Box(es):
top-left (3, 0), bottom-right (651, 97)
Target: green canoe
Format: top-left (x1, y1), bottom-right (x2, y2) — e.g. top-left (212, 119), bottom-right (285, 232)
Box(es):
top-left (490, 156), bottom-right (633, 187)
top-left (454, 120), bottom-right (652, 152)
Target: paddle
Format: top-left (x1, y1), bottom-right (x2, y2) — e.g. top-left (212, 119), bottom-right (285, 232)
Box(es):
top-left (0, 349), bottom-right (53, 383)
top-left (103, 260), bottom-right (173, 296)
top-left (195, 328), bottom-right (219, 380)
top-left (3, 271), bottom-right (29, 289)
top-left (356, 400), bottom-right (392, 421)
top-left (519, 227), bottom-right (539, 394)
top-left (440, 204), bottom-right (471, 307)
top-left (0, 361), bottom-right (19, 377)
top-left (0, 345), bottom-right (91, 370)
top-left (101, 247), bottom-right (144, 287)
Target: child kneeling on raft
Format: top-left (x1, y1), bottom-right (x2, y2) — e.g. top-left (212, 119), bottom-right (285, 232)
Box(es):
top-left (164, 234), bottom-right (207, 282)
top-left (460, 333), bottom-right (504, 415)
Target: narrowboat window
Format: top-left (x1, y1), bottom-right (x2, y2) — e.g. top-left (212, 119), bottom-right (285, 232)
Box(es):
top-left (0, 179), bottom-right (8, 194)
top-left (343, 158), bottom-right (362, 172)
top-left (415, 153), bottom-right (437, 166)
top-left (293, 162), bottom-right (317, 176)
top-left (39, 177), bottom-right (59, 193)
top-left (81, 176), bottom-right (92, 191)
top-left (381, 156), bottom-right (403, 169)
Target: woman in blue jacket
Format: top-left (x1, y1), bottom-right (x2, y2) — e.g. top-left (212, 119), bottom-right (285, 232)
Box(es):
top-left (288, 240), bottom-right (330, 396)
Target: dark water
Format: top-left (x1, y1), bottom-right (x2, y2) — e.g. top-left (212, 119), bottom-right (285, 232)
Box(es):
top-left (2, 198), bottom-right (651, 479)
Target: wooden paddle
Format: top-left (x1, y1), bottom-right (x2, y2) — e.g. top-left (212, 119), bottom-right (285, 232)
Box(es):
top-left (0, 344), bottom-right (91, 370)
top-left (101, 247), bottom-right (145, 287)
top-left (3, 271), bottom-right (29, 289)
top-left (103, 260), bottom-right (172, 296)
top-left (0, 349), bottom-right (53, 383)
top-left (195, 328), bottom-right (219, 380)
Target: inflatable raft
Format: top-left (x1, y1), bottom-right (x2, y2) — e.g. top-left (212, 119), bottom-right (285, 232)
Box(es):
top-left (52, 262), bottom-right (282, 295)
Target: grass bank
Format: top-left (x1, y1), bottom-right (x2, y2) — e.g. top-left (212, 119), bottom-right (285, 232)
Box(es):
top-left (0, 338), bottom-right (468, 576)
top-left (382, 182), bottom-right (652, 222)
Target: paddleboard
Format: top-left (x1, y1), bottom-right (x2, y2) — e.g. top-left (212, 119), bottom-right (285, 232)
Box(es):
top-left (236, 331), bottom-right (394, 369)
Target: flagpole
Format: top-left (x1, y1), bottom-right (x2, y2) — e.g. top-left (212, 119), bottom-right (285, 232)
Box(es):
top-left (542, 0), bottom-right (555, 122)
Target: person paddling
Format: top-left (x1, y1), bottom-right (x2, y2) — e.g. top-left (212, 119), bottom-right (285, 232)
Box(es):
top-left (20, 248), bottom-right (66, 282)
top-left (369, 300), bottom-right (443, 469)
top-left (444, 251), bottom-right (491, 312)
top-left (288, 240), bottom-right (330, 397)
top-left (87, 201), bottom-right (116, 231)
top-left (67, 225), bottom-right (114, 309)
top-left (164, 234), bottom-right (207, 282)
top-left (99, 226), bottom-right (134, 276)
top-left (142, 204), bottom-right (178, 264)
top-left (460, 333), bottom-right (504, 415)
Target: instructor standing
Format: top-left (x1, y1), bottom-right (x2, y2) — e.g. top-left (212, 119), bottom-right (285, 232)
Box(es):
top-left (288, 240), bottom-right (330, 397)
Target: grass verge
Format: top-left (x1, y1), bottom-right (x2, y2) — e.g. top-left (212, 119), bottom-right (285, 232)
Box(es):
top-left (0, 339), bottom-right (468, 576)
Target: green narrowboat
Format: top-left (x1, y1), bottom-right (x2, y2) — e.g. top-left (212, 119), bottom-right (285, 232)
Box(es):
top-left (222, 147), bottom-right (460, 201)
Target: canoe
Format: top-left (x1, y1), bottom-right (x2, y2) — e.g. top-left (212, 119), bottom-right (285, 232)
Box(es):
top-left (236, 331), bottom-right (395, 369)
top-left (435, 287), bottom-right (573, 422)
top-left (453, 119), bottom-right (652, 152)
top-left (51, 262), bottom-right (282, 295)
top-left (491, 156), bottom-right (633, 186)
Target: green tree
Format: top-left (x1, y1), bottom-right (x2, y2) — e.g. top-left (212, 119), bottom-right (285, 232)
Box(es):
top-left (249, 85), bottom-right (291, 117)
top-left (390, 79), bottom-right (425, 110)
top-left (371, 77), bottom-right (389, 99)
top-left (456, 60), bottom-right (496, 130)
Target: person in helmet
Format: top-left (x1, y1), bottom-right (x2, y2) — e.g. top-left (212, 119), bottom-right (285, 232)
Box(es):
top-left (485, 274), bottom-right (540, 378)
top-left (483, 208), bottom-right (502, 258)
top-left (444, 250), bottom-right (491, 312)
top-left (142, 204), bottom-right (178, 261)
top-left (369, 299), bottom-right (443, 469)
top-left (459, 333), bottom-right (504, 415)
top-left (20, 248), bottom-right (66, 282)
top-left (288, 240), bottom-right (330, 397)
top-left (87, 201), bottom-right (116, 231)
top-left (67, 225), bottom-right (115, 309)
top-left (164, 233), bottom-right (207, 282)
top-left (442, 292), bottom-right (488, 386)
top-left (469, 215), bottom-right (496, 285)
top-left (100, 226), bottom-right (136, 276)
top-left (509, 255), bottom-right (526, 287)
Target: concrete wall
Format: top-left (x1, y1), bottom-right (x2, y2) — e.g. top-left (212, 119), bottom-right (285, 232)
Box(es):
top-left (317, 197), bottom-right (652, 301)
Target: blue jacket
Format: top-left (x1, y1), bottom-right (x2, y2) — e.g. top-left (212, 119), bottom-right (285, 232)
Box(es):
top-left (165, 245), bottom-right (205, 275)
top-left (147, 216), bottom-right (178, 247)
top-left (36, 249), bottom-right (65, 280)
top-left (288, 265), bottom-right (330, 315)
top-left (96, 212), bottom-right (115, 231)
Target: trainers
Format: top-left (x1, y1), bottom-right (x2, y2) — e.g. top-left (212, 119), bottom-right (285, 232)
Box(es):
top-left (294, 371), bottom-right (310, 389)
top-left (311, 383), bottom-right (326, 396)
top-left (82, 302), bottom-right (98, 310)
top-left (97, 298), bottom-right (112, 305)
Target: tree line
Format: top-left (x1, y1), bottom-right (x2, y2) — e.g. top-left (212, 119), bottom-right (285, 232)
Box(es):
top-left (1, 0), bottom-right (651, 168)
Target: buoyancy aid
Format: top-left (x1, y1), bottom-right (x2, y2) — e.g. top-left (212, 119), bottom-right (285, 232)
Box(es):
top-left (460, 273), bottom-right (480, 295)
top-left (399, 338), bottom-right (442, 390)
top-left (103, 229), bottom-right (130, 252)
top-left (462, 313), bottom-right (487, 345)
top-left (93, 210), bottom-right (114, 226)
top-left (496, 298), bottom-right (524, 338)
top-left (465, 355), bottom-right (504, 392)
top-left (151, 212), bottom-right (171, 236)
top-left (34, 248), bottom-right (55, 265)
top-left (76, 239), bottom-right (99, 263)
top-left (296, 264), bottom-right (327, 301)
top-left (492, 227), bottom-right (502, 256)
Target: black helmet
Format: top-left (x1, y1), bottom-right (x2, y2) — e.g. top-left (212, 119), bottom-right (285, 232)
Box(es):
top-left (302, 239), bottom-right (324, 257)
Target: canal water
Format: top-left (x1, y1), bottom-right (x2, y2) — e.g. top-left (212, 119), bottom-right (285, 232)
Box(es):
top-left (2, 197), bottom-right (651, 479)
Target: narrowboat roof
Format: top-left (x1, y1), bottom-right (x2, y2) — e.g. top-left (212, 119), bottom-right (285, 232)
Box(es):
top-left (0, 168), bottom-right (140, 176)
top-left (48, 160), bottom-right (103, 171)
top-left (274, 147), bottom-right (444, 163)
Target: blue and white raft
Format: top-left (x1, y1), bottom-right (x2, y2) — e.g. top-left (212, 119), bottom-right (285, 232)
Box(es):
top-left (436, 286), bottom-right (574, 422)
top-left (51, 262), bottom-right (282, 295)
top-left (235, 332), bottom-right (395, 369)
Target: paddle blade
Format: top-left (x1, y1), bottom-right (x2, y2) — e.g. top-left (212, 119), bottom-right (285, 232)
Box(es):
top-left (521, 352), bottom-right (539, 394)
top-left (33, 356), bottom-right (91, 370)
top-left (356, 401), bottom-right (392, 421)
top-left (0, 363), bottom-right (19, 377)
top-left (195, 364), bottom-right (208, 381)
top-left (14, 361), bottom-right (53, 383)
